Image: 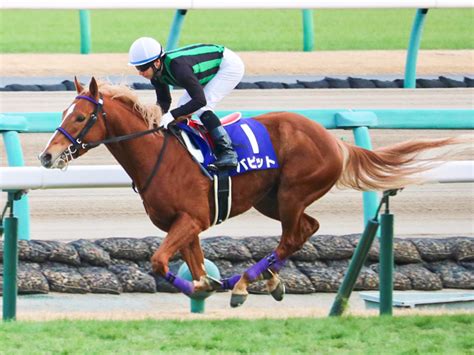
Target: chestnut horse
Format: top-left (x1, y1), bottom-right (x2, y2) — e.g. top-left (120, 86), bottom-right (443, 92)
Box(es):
top-left (39, 77), bottom-right (462, 307)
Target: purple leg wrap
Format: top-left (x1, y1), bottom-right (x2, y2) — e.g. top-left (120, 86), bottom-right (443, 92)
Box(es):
top-left (270, 257), bottom-right (287, 273)
top-left (165, 271), bottom-right (194, 295)
top-left (246, 251), bottom-right (282, 282)
top-left (221, 274), bottom-right (241, 290)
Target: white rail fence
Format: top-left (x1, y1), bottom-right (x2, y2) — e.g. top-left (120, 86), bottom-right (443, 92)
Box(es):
top-left (1, 161), bottom-right (473, 191)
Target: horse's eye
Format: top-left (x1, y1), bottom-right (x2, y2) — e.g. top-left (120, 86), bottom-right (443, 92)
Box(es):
top-left (76, 115), bottom-right (86, 122)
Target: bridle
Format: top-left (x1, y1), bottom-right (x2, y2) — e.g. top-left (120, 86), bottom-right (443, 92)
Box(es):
top-left (55, 93), bottom-right (170, 193)
top-left (57, 94), bottom-right (170, 151)
top-left (56, 95), bottom-right (106, 152)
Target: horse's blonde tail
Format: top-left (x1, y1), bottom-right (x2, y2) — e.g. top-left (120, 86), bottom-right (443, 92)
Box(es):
top-left (335, 136), bottom-right (469, 191)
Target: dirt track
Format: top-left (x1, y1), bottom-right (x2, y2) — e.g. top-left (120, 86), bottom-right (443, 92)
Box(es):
top-left (2, 50), bottom-right (473, 77)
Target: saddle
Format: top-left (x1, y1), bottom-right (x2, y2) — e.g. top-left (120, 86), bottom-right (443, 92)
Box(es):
top-left (169, 112), bottom-right (279, 226)
top-left (175, 113), bottom-right (278, 176)
top-left (172, 113), bottom-right (240, 173)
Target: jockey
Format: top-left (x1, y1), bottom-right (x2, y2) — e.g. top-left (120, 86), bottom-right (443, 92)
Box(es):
top-left (128, 37), bottom-right (245, 170)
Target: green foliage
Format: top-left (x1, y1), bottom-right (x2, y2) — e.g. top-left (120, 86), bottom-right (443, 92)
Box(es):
top-left (0, 315), bottom-right (473, 353)
top-left (0, 9), bottom-right (473, 53)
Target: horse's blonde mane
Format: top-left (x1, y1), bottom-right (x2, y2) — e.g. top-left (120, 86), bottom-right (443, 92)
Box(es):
top-left (96, 82), bottom-right (162, 128)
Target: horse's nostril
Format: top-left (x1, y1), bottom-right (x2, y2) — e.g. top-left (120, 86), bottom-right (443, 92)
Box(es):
top-left (40, 153), bottom-right (52, 167)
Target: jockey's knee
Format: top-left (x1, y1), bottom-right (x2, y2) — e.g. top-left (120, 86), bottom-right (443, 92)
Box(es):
top-left (200, 110), bottom-right (237, 169)
top-left (200, 110), bottom-right (221, 130)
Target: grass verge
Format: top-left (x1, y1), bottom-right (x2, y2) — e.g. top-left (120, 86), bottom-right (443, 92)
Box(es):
top-left (1, 314), bottom-right (473, 354)
top-left (0, 9), bottom-right (473, 53)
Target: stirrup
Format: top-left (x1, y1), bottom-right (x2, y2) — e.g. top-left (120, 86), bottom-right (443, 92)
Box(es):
top-left (208, 163), bottom-right (219, 172)
top-left (208, 162), bottom-right (237, 171)
top-left (208, 158), bottom-right (237, 171)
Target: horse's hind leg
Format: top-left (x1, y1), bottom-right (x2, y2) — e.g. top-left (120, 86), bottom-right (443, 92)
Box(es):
top-left (254, 196), bottom-right (287, 300)
top-left (255, 197), bottom-right (320, 295)
top-left (277, 212), bottom-right (320, 258)
top-left (230, 196), bottom-right (320, 307)
top-left (219, 196), bottom-right (284, 302)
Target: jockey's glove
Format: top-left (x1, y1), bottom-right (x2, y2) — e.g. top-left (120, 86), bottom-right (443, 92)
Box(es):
top-left (159, 112), bottom-right (175, 129)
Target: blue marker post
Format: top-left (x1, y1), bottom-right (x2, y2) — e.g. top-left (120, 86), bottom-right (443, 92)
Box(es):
top-left (177, 259), bottom-right (221, 313)
top-left (302, 10), bottom-right (314, 51)
top-left (2, 130), bottom-right (30, 240)
top-left (404, 9), bottom-right (429, 88)
top-left (79, 10), bottom-right (91, 54)
top-left (166, 10), bottom-right (188, 51)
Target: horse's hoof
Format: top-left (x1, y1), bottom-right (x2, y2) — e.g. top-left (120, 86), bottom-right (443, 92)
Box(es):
top-left (264, 269), bottom-right (285, 301)
top-left (189, 275), bottom-right (222, 299)
top-left (230, 293), bottom-right (248, 308)
top-left (189, 290), bottom-right (213, 300)
top-left (205, 275), bottom-right (223, 291)
top-left (270, 280), bottom-right (285, 302)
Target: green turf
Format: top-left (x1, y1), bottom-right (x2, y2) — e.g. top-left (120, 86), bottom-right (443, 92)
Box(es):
top-left (0, 315), bottom-right (473, 354)
top-left (0, 9), bottom-right (472, 53)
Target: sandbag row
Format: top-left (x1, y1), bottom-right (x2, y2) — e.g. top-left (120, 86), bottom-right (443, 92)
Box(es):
top-left (0, 235), bottom-right (472, 295)
top-left (1, 76), bottom-right (473, 91)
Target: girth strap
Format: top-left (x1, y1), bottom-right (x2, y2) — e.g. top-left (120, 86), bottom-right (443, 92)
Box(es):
top-left (166, 124), bottom-right (232, 225)
top-left (212, 170), bottom-right (232, 226)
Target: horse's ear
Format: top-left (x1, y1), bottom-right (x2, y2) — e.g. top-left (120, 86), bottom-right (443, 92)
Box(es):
top-left (74, 76), bottom-right (83, 94)
top-left (89, 77), bottom-right (99, 100)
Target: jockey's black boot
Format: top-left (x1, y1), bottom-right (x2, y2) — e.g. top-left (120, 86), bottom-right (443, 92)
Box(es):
top-left (200, 110), bottom-right (238, 170)
top-left (209, 126), bottom-right (238, 169)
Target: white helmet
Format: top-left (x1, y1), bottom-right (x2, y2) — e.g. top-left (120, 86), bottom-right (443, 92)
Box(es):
top-left (128, 37), bottom-right (163, 66)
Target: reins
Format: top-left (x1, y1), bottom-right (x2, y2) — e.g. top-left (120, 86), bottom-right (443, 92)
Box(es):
top-left (83, 125), bottom-right (164, 150)
top-left (134, 133), bottom-right (170, 194)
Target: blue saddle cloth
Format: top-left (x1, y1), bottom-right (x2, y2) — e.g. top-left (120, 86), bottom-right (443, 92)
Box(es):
top-left (177, 117), bottom-right (279, 176)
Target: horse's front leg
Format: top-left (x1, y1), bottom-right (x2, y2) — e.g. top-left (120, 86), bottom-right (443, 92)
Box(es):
top-left (180, 239), bottom-right (221, 294)
top-left (151, 212), bottom-right (205, 296)
top-left (180, 240), bottom-right (205, 281)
